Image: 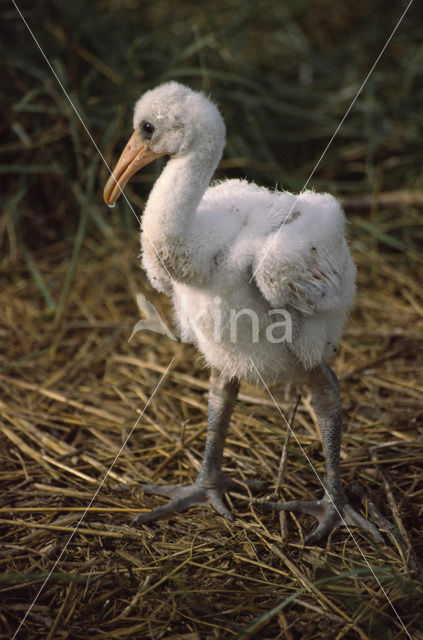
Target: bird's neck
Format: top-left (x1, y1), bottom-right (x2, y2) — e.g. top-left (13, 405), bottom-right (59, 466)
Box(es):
top-left (141, 146), bottom-right (220, 247)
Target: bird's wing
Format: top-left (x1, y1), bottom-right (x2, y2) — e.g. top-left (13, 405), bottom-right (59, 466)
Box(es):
top-left (252, 192), bottom-right (354, 316)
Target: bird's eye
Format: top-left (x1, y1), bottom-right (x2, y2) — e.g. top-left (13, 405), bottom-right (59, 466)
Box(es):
top-left (142, 122), bottom-right (155, 136)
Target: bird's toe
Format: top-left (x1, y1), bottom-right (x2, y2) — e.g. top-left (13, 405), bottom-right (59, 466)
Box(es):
top-left (254, 494), bottom-right (383, 545)
top-left (127, 482), bottom-right (236, 526)
top-left (208, 489), bottom-right (235, 521)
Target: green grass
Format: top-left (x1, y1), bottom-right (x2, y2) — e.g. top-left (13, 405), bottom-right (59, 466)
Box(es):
top-left (1, 6), bottom-right (422, 638)
top-left (1, 0), bottom-right (418, 318)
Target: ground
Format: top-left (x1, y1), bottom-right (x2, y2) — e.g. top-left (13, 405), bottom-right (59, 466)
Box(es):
top-left (1, 227), bottom-right (422, 640)
top-left (2, 3), bottom-right (423, 636)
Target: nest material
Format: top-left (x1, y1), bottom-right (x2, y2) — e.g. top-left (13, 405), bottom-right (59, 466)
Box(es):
top-left (0, 233), bottom-right (422, 640)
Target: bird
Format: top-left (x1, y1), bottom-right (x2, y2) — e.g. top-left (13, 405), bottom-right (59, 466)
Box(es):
top-left (103, 81), bottom-right (382, 545)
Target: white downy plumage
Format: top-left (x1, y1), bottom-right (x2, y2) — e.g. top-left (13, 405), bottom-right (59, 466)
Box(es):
top-left (103, 82), bottom-right (382, 544)
top-left (110, 82), bottom-right (356, 383)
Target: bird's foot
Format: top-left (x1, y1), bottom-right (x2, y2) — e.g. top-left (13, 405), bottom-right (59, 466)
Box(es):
top-left (255, 493), bottom-right (383, 545)
top-left (128, 476), bottom-right (267, 527)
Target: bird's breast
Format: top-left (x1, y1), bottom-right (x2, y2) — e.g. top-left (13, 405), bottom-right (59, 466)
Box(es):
top-left (171, 282), bottom-right (304, 384)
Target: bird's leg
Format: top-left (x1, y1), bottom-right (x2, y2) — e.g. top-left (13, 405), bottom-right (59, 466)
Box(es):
top-left (131, 370), bottom-right (241, 526)
top-left (256, 363), bottom-right (383, 545)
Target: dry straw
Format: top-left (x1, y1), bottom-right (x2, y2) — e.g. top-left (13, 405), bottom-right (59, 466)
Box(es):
top-left (1, 233), bottom-right (422, 638)
top-left (1, 1), bottom-right (422, 637)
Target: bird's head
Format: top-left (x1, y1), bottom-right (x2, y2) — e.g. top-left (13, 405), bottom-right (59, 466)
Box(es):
top-left (103, 82), bottom-right (225, 206)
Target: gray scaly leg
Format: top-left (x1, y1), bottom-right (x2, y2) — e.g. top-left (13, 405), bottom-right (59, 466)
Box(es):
top-left (255, 363), bottom-right (383, 545)
top-left (131, 370), bottom-right (240, 526)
